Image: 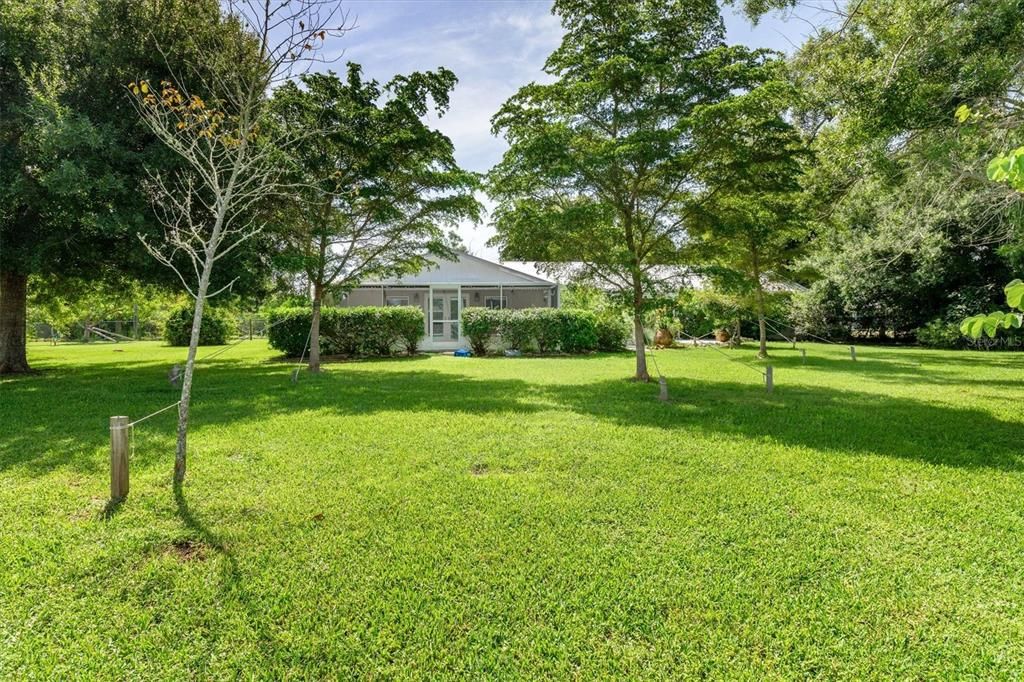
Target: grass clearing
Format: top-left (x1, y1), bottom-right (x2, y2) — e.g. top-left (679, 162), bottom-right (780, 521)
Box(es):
top-left (2, 340), bottom-right (1023, 677)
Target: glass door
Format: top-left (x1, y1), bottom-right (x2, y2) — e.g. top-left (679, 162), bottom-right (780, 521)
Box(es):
top-left (430, 289), bottom-right (460, 342)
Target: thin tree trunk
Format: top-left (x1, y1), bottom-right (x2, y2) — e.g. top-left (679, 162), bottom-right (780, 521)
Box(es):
top-left (174, 250), bottom-right (214, 484)
top-left (751, 243), bottom-right (768, 358)
top-left (631, 272), bottom-right (649, 382)
top-left (633, 313), bottom-right (650, 382)
top-left (754, 282), bottom-right (768, 359)
top-left (0, 269), bottom-right (30, 374)
top-left (309, 281), bottom-right (322, 372)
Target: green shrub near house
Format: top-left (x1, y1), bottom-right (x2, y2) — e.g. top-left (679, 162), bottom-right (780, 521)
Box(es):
top-left (462, 308), bottom-right (503, 355)
top-left (461, 307), bottom-right (625, 355)
top-left (593, 313), bottom-right (630, 351)
top-left (267, 306), bottom-right (424, 358)
top-left (164, 304), bottom-right (234, 346)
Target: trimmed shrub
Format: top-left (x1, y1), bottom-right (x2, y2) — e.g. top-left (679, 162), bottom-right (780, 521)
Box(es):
top-left (461, 307), bottom-right (502, 355)
top-left (498, 309), bottom-right (536, 351)
top-left (267, 306), bottom-right (424, 358)
top-left (164, 304), bottom-right (233, 346)
top-left (463, 307), bottom-right (606, 354)
top-left (594, 312), bottom-right (630, 351)
top-left (558, 309), bottom-right (598, 353)
top-left (394, 308), bottom-right (426, 355)
top-left (530, 308), bottom-right (564, 353)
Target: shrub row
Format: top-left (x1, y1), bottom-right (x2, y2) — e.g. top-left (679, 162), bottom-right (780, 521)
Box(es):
top-left (462, 307), bottom-right (629, 355)
top-left (164, 304), bottom-right (234, 346)
top-left (267, 306), bottom-right (424, 357)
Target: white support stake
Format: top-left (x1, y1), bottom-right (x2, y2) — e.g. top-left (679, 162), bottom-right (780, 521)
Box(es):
top-left (849, 345), bottom-right (857, 362)
top-left (800, 349), bottom-right (806, 364)
top-left (658, 376), bottom-right (669, 402)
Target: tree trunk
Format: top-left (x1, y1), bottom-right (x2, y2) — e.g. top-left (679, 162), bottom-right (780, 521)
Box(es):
top-left (630, 270), bottom-right (650, 382)
top-left (751, 243), bottom-right (768, 359)
top-left (757, 315), bottom-right (767, 358)
top-left (632, 313), bottom-right (649, 382)
top-left (0, 269), bottom-right (30, 374)
top-left (309, 281), bottom-right (322, 373)
top-left (174, 251), bottom-right (214, 484)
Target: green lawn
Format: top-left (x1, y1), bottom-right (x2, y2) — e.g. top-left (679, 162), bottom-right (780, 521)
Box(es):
top-left (2, 340), bottom-right (1022, 678)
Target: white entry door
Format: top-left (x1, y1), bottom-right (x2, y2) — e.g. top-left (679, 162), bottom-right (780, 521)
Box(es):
top-left (430, 289), bottom-right (460, 344)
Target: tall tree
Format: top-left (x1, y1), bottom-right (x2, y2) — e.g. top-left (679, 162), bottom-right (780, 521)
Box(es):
top-left (729, 0), bottom-right (1024, 341)
top-left (690, 78), bottom-right (809, 357)
top-left (130, 1), bottom-right (349, 483)
top-left (0, 0), bottom-right (263, 373)
top-left (487, 0), bottom-right (793, 381)
top-left (270, 66), bottom-right (480, 372)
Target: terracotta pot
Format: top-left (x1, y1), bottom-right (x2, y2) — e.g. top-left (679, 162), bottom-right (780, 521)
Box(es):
top-left (714, 328), bottom-right (731, 343)
top-left (654, 328), bottom-right (674, 348)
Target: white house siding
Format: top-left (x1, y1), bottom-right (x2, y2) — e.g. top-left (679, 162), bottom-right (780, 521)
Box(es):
top-left (332, 253), bottom-right (559, 350)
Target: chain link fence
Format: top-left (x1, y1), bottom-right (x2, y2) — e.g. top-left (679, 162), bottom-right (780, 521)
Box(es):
top-left (31, 316), bottom-right (272, 343)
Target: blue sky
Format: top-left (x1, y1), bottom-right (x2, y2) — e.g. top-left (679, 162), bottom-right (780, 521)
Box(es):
top-left (325, 1), bottom-right (820, 266)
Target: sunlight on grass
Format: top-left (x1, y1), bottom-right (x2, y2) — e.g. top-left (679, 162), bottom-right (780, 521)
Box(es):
top-left (1, 341), bottom-right (1022, 677)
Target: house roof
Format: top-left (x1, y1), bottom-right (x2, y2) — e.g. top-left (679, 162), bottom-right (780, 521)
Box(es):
top-left (361, 252), bottom-right (555, 287)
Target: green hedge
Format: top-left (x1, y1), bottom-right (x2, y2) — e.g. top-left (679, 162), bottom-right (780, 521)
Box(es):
top-left (267, 306), bottom-right (424, 358)
top-left (164, 304), bottom-right (233, 346)
top-left (461, 307), bottom-right (626, 355)
top-left (594, 313), bottom-right (631, 351)
top-left (461, 308), bottom-right (502, 355)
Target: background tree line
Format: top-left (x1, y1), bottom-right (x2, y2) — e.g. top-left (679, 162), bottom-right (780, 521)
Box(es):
top-left (3, 0), bottom-right (1024, 382)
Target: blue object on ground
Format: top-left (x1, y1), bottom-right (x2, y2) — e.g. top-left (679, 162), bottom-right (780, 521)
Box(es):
top-left (453, 347), bottom-right (473, 357)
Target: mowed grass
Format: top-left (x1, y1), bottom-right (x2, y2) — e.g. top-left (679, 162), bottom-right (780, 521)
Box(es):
top-left (1, 340), bottom-right (1023, 678)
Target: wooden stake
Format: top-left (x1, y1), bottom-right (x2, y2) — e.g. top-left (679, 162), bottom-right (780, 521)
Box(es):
top-left (110, 416), bottom-right (129, 501)
top-left (849, 345), bottom-right (857, 361)
top-left (765, 365), bottom-right (773, 393)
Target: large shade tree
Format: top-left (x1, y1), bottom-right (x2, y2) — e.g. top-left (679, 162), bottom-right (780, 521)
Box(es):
top-left (486, 0), bottom-right (798, 381)
top-left (0, 0), bottom-right (267, 373)
top-left (736, 0), bottom-right (1024, 338)
top-left (270, 66), bottom-right (480, 372)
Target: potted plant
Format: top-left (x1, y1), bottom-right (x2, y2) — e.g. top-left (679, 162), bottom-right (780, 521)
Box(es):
top-left (653, 309), bottom-right (675, 348)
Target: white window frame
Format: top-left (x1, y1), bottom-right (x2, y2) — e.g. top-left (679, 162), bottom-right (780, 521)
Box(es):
top-left (386, 296), bottom-right (410, 307)
top-left (484, 296), bottom-right (507, 310)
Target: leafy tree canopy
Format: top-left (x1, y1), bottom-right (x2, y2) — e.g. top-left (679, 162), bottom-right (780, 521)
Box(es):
top-left (487, 0), bottom-right (798, 378)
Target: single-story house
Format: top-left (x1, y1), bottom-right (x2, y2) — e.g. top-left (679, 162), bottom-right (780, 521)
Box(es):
top-left (339, 252), bottom-right (560, 351)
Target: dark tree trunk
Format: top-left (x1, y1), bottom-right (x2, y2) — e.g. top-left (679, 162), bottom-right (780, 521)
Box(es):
top-left (631, 272), bottom-right (649, 382)
top-left (0, 269), bottom-right (30, 374)
top-left (309, 281), bottom-right (322, 373)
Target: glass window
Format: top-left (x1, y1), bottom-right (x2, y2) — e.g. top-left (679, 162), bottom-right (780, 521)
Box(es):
top-left (386, 297), bottom-right (409, 306)
top-left (485, 297), bottom-right (507, 309)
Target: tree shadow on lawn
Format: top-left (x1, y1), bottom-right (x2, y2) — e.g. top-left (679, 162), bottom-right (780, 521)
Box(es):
top-left (549, 375), bottom-right (1023, 471)
top-left (194, 365), bottom-right (1024, 472)
top-left (0, 361), bottom-right (545, 476)
top-left (722, 346), bottom-right (1024, 389)
top-left (3, 356), bottom-right (1021, 476)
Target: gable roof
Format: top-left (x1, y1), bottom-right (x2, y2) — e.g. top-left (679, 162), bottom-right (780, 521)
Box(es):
top-left (361, 252), bottom-right (554, 286)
